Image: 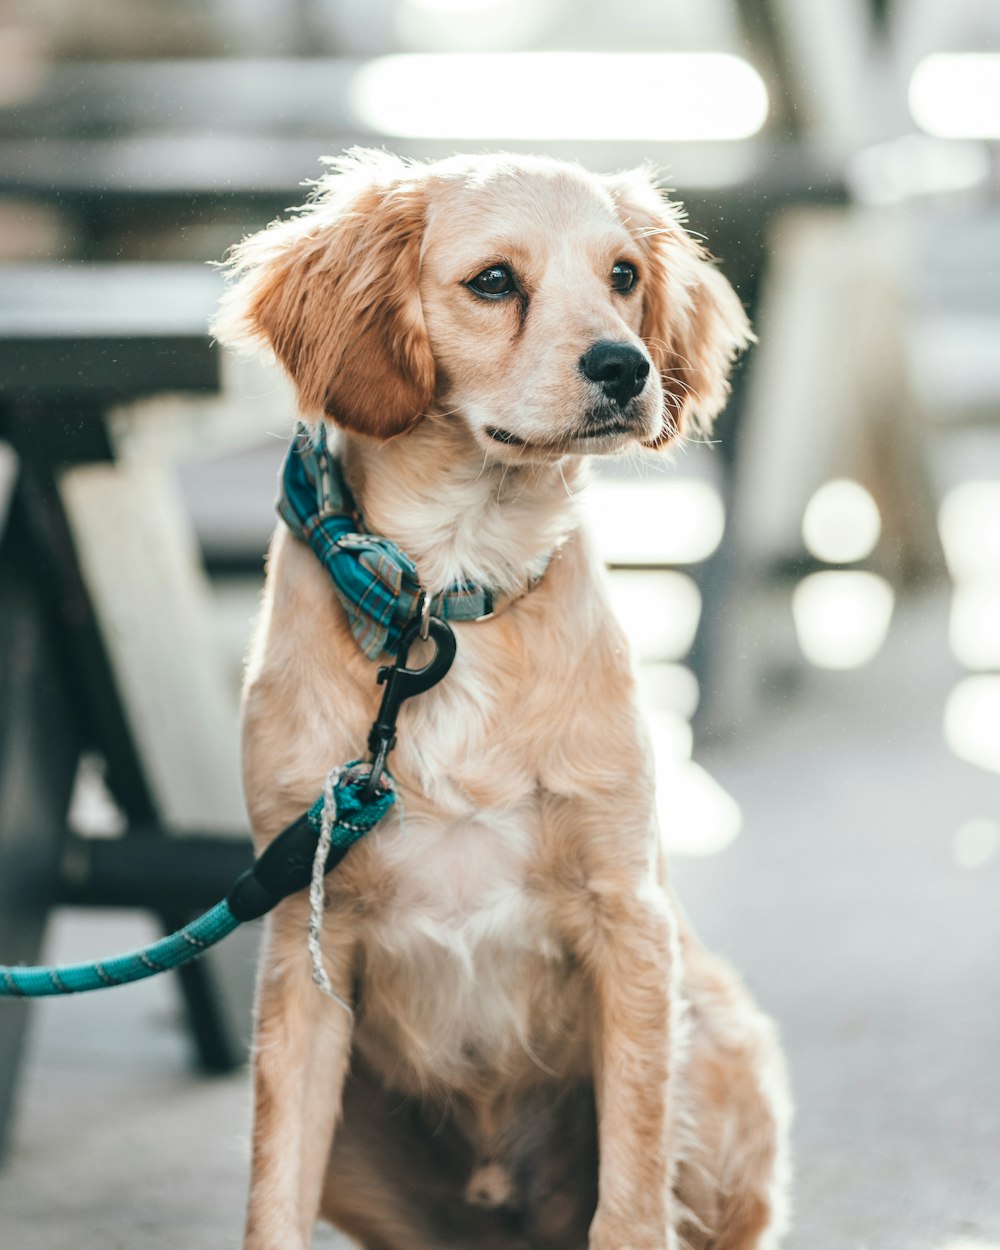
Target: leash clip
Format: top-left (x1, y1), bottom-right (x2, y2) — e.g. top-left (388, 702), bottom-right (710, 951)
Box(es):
top-left (362, 616), bottom-right (457, 801)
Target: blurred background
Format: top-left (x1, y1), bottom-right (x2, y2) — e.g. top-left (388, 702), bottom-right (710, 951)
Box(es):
top-left (0, 1), bottom-right (998, 1248)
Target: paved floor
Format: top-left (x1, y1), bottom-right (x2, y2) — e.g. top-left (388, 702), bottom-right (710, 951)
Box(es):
top-left (1, 590), bottom-right (998, 1250)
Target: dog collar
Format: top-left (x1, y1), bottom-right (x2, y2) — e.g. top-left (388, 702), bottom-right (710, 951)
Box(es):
top-left (277, 423), bottom-right (551, 660)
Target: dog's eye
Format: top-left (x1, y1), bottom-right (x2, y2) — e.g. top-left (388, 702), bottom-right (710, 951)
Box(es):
top-left (611, 261), bottom-right (637, 293)
top-left (470, 265), bottom-right (514, 297)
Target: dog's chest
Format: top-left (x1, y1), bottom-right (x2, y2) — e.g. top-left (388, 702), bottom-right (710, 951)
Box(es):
top-left (368, 636), bottom-right (548, 948)
top-left (354, 799), bottom-right (579, 1088)
top-left (348, 652), bottom-right (585, 1086)
top-left (369, 797), bottom-right (542, 942)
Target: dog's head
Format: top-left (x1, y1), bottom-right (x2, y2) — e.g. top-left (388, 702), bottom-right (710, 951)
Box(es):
top-left (213, 150), bottom-right (751, 460)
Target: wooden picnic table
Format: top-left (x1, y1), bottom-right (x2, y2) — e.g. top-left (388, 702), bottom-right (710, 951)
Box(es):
top-left (0, 263), bottom-right (254, 1162)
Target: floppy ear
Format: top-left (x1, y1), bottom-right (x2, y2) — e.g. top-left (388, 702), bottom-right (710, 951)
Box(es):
top-left (212, 150), bottom-right (435, 440)
top-left (605, 170), bottom-right (753, 447)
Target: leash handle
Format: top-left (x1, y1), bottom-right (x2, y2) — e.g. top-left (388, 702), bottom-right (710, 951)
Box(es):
top-left (362, 616), bottom-right (457, 801)
top-left (227, 809), bottom-right (331, 922)
top-left (228, 765), bottom-right (396, 922)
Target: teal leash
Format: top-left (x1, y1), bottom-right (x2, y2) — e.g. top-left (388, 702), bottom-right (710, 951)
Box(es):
top-left (1, 900), bottom-right (242, 998)
top-left (0, 762), bottom-right (395, 999)
top-left (0, 612), bottom-right (458, 1001)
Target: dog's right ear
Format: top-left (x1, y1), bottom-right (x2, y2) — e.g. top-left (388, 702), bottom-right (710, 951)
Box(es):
top-left (212, 151), bottom-right (434, 440)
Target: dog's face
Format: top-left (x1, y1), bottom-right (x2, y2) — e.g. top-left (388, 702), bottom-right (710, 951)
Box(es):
top-left (417, 158), bottom-right (659, 460)
top-left (213, 150), bottom-right (751, 461)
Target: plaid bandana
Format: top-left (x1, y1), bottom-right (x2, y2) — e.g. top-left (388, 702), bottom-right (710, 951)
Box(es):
top-left (276, 424), bottom-right (549, 660)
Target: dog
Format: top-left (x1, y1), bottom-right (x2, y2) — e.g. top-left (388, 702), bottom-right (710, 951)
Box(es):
top-left (213, 149), bottom-right (791, 1250)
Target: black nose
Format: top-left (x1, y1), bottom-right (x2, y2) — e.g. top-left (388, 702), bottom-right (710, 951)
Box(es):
top-left (579, 341), bottom-right (650, 407)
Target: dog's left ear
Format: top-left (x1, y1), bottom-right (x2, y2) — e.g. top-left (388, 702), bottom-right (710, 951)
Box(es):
top-left (605, 170), bottom-right (753, 448)
top-left (212, 151), bottom-right (434, 440)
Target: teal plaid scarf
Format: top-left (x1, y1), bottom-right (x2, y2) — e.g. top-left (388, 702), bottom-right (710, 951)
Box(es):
top-left (277, 424), bottom-right (548, 660)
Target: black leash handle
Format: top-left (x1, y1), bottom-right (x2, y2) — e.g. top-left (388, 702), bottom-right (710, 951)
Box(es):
top-left (228, 809), bottom-right (336, 922)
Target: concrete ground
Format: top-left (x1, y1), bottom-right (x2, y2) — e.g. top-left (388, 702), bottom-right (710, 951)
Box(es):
top-left (1, 589), bottom-right (998, 1250)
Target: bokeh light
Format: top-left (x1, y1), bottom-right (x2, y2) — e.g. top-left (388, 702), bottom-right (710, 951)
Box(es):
top-left (910, 53), bottom-right (1000, 140)
top-left (351, 52), bottom-right (768, 141)
top-left (944, 675), bottom-right (1000, 775)
top-left (801, 478), bottom-right (881, 564)
top-left (649, 710), bottom-right (742, 857)
top-left (948, 580), bottom-right (1000, 669)
top-left (607, 570), bottom-right (701, 662)
top-left (792, 571), bottom-right (894, 669)
top-left (586, 478), bottom-right (725, 566)
top-left (938, 480), bottom-right (1000, 581)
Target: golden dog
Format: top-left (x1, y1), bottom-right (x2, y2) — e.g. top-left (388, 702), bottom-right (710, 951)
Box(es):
top-left (214, 150), bottom-right (791, 1250)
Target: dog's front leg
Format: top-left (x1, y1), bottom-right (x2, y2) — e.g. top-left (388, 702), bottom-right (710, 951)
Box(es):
top-left (584, 887), bottom-right (678, 1250)
top-left (244, 900), bottom-right (355, 1250)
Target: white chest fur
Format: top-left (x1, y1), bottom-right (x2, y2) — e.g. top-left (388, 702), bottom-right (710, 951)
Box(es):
top-left (354, 805), bottom-right (574, 1090)
top-left (374, 804), bottom-right (538, 949)
top-left (347, 636), bottom-right (590, 1091)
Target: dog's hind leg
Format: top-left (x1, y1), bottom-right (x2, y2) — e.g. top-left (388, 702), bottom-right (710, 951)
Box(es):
top-left (674, 946), bottom-right (793, 1250)
top-left (244, 899), bottom-right (357, 1250)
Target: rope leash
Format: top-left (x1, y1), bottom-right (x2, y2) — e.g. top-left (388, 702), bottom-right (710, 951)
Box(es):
top-left (0, 762), bottom-right (396, 999)
top-left (308, 765), bottom-right (353, 1015)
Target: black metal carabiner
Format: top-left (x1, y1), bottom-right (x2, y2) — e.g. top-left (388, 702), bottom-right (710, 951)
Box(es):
top-left (361, 616), bottom-right (457, 801)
